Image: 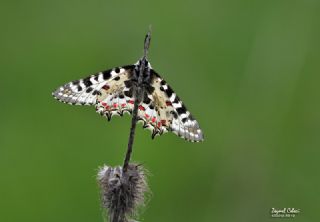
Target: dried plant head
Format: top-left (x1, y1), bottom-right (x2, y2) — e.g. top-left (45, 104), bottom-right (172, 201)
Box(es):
top-left (98, 163), bottom-right (149, 222)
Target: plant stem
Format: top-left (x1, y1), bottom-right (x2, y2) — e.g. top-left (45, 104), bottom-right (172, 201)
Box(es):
top-left (123, 28), bottom-right (151, 172)
top-left (123, 98), bottom-right (139, 172)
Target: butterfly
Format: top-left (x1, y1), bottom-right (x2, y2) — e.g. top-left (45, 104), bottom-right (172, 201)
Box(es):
top-left (52, 40), bottom-right (204, 142)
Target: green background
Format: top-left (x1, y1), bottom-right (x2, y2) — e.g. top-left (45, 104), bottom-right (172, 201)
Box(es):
top-left (1, 0), bottom-right (319, 221)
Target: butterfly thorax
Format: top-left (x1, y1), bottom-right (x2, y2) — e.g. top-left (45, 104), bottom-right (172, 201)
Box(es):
top-left (130, 58), bottom-right (154, 103)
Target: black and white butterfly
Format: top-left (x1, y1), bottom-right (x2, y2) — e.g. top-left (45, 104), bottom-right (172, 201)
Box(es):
top-left (52, 36), bottom-right (204, 142)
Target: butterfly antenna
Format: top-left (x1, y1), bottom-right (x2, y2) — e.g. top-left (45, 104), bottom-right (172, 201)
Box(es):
top-left (144, 26), bottom-right (151, 58)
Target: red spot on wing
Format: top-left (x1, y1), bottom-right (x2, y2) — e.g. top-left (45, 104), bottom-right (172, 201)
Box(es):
top-left (151, 117), bottom-right (156, 123)
top-left (101, 102), bottom-right (110, 109)
top-left (166, 101), bottom-right (172, 106)
top-left (128, 100), bottom-right (134, 104)
top-left (113, 103), bottom-right (118, 108)
top-left (161, 120), bottom-right (166, 125)
top-left (102, 85), bottom-right (110, 90)
top-left (157, 122), bottom-right (161, 128)
top-left (139, 105), bottom-right (145, 111)
top-left (145, 114), bottom-right (150, 118)
top-left (121, 103), bottom-right (126, 107)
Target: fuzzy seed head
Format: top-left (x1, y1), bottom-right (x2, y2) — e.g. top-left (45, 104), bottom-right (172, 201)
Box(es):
top-left (98, 164), bottom-right (149, 222)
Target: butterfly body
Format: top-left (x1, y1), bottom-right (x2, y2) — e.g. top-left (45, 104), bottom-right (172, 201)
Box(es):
top-left (53, 56), bottom-right (204, 142)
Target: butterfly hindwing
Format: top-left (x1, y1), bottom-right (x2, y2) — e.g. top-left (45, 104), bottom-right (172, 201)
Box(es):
top-left (95, 70), bottom-right (135, 120)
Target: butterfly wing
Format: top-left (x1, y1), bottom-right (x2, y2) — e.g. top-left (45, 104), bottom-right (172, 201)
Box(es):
top-left (52, 65), bottom-right (135, 106)
top-left (95, 69), bottom-right (136, 121)
top-left (135, 69), bottom-right (204, 142)
top-left (53, 64), bottom-right (204, 142)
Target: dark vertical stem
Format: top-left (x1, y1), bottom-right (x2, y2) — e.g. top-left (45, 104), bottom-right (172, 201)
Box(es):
top-left (123, 28), bottom-right (152, 172)
top-left (123, 98), bottom-right (139, 172)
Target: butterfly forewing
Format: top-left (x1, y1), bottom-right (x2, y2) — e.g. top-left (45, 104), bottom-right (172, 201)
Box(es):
top-left (52, 66), bottom-right (134, 105)
top-left (145, 69), bottom-right (204, 142)
top-left (128, 69), bottom-right (204, 142)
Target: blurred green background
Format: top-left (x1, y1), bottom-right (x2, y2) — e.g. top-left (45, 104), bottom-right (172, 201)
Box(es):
top-left (1, 0), bottom-right (319, 221)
